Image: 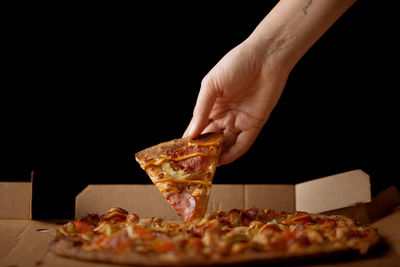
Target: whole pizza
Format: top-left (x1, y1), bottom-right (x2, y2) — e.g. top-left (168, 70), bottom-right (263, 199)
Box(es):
top-left (50, 207), bottom-right (379, 265)
top-left (50, 133), bottom-right (380, 265)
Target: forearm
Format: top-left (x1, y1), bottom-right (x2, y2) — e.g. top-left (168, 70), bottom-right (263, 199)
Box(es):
top-left (245, 0), bottom-right (356, 71)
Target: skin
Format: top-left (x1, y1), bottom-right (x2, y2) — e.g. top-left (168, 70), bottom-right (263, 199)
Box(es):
top-left (183, 0), bottom-right (357, 165)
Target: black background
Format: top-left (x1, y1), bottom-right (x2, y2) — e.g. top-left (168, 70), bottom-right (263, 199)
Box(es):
top-left (1, 2), bottom-right (398, 219)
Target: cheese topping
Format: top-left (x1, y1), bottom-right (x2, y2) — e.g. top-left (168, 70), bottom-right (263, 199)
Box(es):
top-left (161, 162), bottom-right (192, 180)
top-left (188, 141), bottom-right (220, 147)
top-left (154, 178), bottom-right (211, 187)
top-left (142, 152), bottom-right (207, 169)
top-left (159, 187), bottom-right (180, 194)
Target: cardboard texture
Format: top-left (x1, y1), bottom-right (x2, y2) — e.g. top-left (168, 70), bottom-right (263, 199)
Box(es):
top-left (75, 169), bottom-right (371, 221)
top-left (295, 170), bottom-right (371, 213)
top-left (75, 184), bottom-right (297, 221)
top-left (1, 169), bottom-right (400, 267)
top-left (0, 181), bottom-right (31, 219)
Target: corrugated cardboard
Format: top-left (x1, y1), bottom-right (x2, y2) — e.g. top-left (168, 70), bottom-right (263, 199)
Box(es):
top-left (295, 170), bottom-right (371, 213)
top-left (323, 186), bottom-right (400, 224)
top-left (0, 181), bottom-right (32, 219)
top-left (0, 219), bottom-right (31, 259)
top-left (1, 169), bottom-right (400, 267)
top-left (75, 184), bottom-right (298, 221)
top-left (75, 169), bottom-right (372, 221)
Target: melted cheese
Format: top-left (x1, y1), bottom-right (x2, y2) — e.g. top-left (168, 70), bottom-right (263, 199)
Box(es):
top-left (188, 141), bottom-right (220, 147)
top-left (159, 187), bottom-right (180, 194)
top-left (154, 178), bottom-right (211, 187)
top-left (141, 152), bottom-right (207, 169)
top-left (191, 188), bottom-right (205, 197)
top-left (161, 162), bottom-right (192, 180)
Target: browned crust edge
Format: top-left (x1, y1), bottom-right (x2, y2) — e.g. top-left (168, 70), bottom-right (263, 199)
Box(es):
top-left (49, 212), bottom-right (381, 266)
top-left (135, 132), bottom-right (224, 163)
top-left (49, 234), bottom-right (380, 267)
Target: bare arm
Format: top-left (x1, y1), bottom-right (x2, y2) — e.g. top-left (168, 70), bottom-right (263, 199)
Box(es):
top-left (247, 0), bottom-right (357, 71)
top-left (184, 0), bottom-right (356, 165)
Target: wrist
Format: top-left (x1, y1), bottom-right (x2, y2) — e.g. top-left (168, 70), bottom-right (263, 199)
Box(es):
top-left (243, 32), bottom-right (295, 76)
top-left (244, 0), bottom-right (357, 74)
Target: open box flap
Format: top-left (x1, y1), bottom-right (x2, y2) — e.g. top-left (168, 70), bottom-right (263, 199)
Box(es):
top-left (75, 170), bottom-right (372, 220)
top-left (74, 170), bottom-right (400, 223)
top-left (295, 169), bottom-right (371, 213)
top-left (322, 186), bottom-right (400, 224)
top-left (243, 184), bottom-right (295, 211)
top-left (2, 169), bottom-right (400, 267)
top-left (75, 184), bottom-right (296, 220)
top-left (365, 186), bottom-right (400, 221)
top-left (75, 184), bottom-right (179, 220)
top-left (0, 181), bottom-right (32, 220)
top-left (207, 184), bottom-right (295, 213)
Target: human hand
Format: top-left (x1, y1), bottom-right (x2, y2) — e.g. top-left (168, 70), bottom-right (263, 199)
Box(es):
top-left (183, 0), bottom-right (355, 165)
top-left (183, 40), bottom-right (290, 165)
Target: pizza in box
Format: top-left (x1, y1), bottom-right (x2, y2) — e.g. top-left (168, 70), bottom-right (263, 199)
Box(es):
top-left (50, 133), bottom-right (380, 265)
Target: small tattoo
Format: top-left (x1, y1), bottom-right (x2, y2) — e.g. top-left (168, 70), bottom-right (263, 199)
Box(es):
top-left (302, 0), bottom-right (313, 15)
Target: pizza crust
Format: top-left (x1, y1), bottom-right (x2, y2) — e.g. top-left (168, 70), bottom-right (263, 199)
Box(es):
top-left (50, 235), bottom-right (380, 266)
top-left (50, 209), bottom-right (380, 266)
top-left (135, 132), bottom-right (224, 163)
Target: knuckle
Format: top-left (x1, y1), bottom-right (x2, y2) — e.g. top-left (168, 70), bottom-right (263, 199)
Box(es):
top-left (200, 75), bottom-right (212, 89)
top-left (201, 75), bottom-right (221, 98)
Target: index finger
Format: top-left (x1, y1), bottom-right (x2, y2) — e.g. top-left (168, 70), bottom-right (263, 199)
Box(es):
top-left (184, 84), bottom-right (218, 138)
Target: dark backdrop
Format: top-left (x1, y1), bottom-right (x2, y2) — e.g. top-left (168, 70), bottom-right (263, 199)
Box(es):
top-left (1, 2), bottom-right (398, 219)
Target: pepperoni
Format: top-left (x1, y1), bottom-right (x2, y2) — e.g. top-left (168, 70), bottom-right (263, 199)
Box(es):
top-left (280, 231), bottom-right (296, 240)
top-left (101, 231), bottom-right (131, 252)
top-left (135, 228), bottom-right (156, 241)
top-left (171, 156), bottom-right (209, 174)
top-left (154, 241), bottom-right (176, 253)
top-left (268, 210), bottom-right (281, 218)
top-left (188, 237), bottom-right (204, 250)
top-left (74, 221), bottom-right (92, 233)
top-left (171, 146), bottom-right (208, 158)
top-left (167, 192), bottom-right (196, 222)
top-left (168, 145), bottom-right (210, 174)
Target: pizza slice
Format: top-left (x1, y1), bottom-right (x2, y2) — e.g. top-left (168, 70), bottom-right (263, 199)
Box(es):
top-left (135, 132), bottom-right (224, 222)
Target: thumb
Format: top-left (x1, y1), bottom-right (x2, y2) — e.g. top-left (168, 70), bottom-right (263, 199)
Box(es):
top-left (184, 79), bottom-right (218, 138)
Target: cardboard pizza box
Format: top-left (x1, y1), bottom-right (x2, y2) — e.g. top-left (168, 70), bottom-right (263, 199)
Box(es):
top-left (1, 169), bottom-right (400, 267)
top-left (75, 170), bottom-right (397, 224)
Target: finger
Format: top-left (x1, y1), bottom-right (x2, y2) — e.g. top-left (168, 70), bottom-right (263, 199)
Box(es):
top-left (182, 118), bottom-right (194, 137)
top-left (218, 129), bottom-right (260, 165)
top-left (201, 120), bottom-right (221, 134)
top-left (186, 82), bottom-right (218, 138)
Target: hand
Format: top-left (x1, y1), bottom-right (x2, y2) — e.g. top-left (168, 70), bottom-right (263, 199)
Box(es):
top-left (183, 0), bottom-right (355, 165)
top-left (183, 40), bottom-right (290, 165)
